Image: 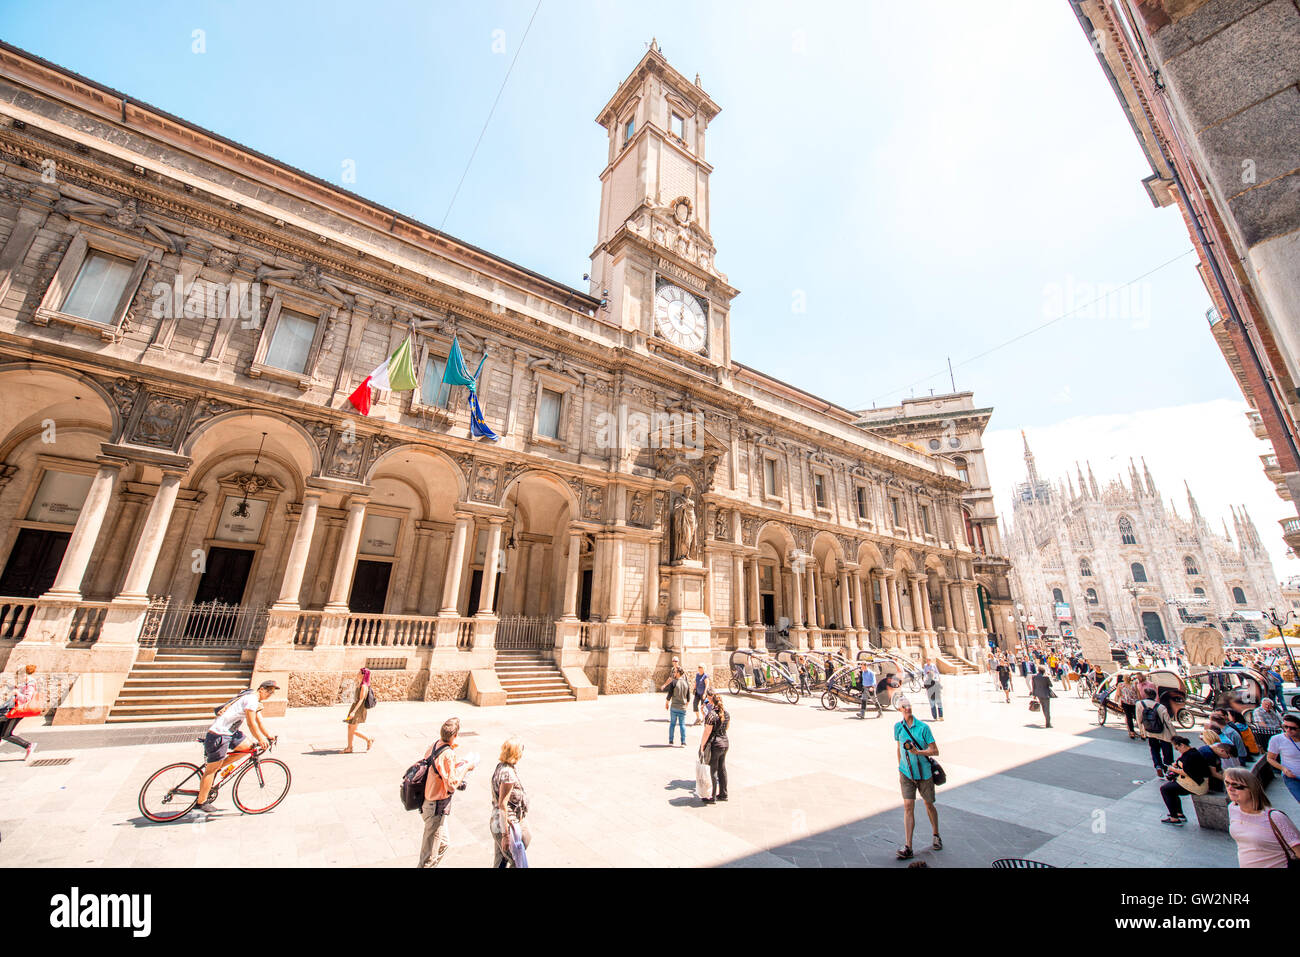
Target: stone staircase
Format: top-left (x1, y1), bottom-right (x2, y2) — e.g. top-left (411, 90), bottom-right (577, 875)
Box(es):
top-left (108, 648), bottom-right (254, 723)
top-left (936, 650), bottom-right (979, 676)
top-left (494, 649), bottom-right (576, 705)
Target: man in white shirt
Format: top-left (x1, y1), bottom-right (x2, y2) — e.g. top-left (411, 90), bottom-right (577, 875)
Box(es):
top-left (194, 680), bottom-right (278, 814)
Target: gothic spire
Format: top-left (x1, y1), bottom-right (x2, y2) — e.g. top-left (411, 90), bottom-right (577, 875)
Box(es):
top-left (1087, 460), bottom-right (1099, 498)
top-left (1128, 458), bottom-right (1143, 496)
top-left (1142, 457), bottom-right (1157, 496)
top-left (1185, 480), bottom-right (1203, 525)
top-left (1022, 430), bottom-right (1040, 486)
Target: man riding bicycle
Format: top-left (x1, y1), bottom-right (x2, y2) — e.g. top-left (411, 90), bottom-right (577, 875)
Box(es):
top-left (193, 679), bottom-right (279, 815)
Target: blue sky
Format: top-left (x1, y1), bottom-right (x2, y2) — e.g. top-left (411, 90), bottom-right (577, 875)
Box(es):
top-left (3, 0), bottom-right (1286, 569)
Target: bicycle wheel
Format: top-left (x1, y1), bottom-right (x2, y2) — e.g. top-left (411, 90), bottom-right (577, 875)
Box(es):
top-left (232, 757), bottom-right (291, 814)
top-left (139, 762), bottom-right (202, 822)
top-left (1175, 708), bottom-right (1195, 730)
top-left (907, 676), bottom-right (922, 693)
top-left (1097, 705), bottom-right (1108, 726)
top-left (821, 691), bottom-right (838, 710)
top-left (784, 684), bottom-right (799, 704)
top-left (729, 678), bottom-right (742, 696)
top-left (1076, 681), bottom-right (1088, 699)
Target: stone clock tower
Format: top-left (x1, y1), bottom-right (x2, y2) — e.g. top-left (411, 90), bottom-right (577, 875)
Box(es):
top-left (589, 41), bottom-right (739, 375)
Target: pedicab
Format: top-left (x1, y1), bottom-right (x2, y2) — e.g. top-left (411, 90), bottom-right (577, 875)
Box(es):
top-left (819, 662), bottom-right (883, 717)
top-left (1092, 668), bottom-right (1193, 729)
top-left (856, 648), bottom-right (924, 694)
top-left (728, 648), bottom-right (800, 704)
top-left (1178, 666), bottom-right (1269, 725)
top-left (776, 649), bottom-right (839, 694)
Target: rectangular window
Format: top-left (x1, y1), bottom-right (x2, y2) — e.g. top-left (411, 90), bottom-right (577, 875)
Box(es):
top-left (421, 355), bottom-right (452, 408)
top-left (624, 118), bottom-right (635, 143)
top-left (263, 309), bottom-right (317, 374)
top-left (26, 470), bottom-right (94, 525)
top-left (61, 250), bottom-right (134, 325)
top-left (814, 473), bottom-right (827, 509)
top-left (763, 458), bottom-right (777, 496)
top-left (538, 388), bottom-right (563, 439)
top-left (920, 504), bottom-right (932, 535)
top-left (670, 113), bottom-right (685, 138)
top-left (890, 497), bottom-right (902, 528)
top-left (855, 486), bottom-right (867, 520)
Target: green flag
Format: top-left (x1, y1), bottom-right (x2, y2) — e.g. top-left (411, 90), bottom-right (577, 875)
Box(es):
top-left (442, 335), bottom-right (478, 390)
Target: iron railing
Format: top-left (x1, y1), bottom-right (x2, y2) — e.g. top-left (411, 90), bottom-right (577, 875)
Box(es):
top-left (496, 615), bottom-right (555, 650)
top-left (140, 598), bottom-right (269, 648)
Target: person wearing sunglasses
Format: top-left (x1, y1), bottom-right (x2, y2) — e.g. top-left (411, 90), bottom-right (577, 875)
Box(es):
top-left (1225, 768), bottom-right (1299, 868)
top-left (1266, 716), bottom-right (1300, 805)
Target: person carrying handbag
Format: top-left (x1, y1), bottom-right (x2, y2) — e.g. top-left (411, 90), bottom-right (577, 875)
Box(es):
top-left (1225, 767), bottom-right (1299, 868)
top-left (698, 691), bottom-right (729, 804)
top-left (343, 667), bottom-right (374, 753)
top-left (490, 735), bottom-right (530, 868)
top-left (1, 664), bottom-right (40, 762)
top-left (1030, 666), bottom-right (1056, 729)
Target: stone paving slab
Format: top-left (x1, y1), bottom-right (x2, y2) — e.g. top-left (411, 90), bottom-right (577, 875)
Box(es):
top-left (0, 674), bottom-right (1247, 868)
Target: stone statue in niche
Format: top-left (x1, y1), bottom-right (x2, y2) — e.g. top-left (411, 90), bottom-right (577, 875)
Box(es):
top-left (630, 491), bottom-right (646, 527)
top-left (671, 487), bottom-right (698, 564)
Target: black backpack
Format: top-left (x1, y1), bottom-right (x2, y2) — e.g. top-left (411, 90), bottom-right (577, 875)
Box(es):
top-left (400, 742), bottom-right (448, 812)
top-left (365, 686), bottom-right (377, 709)
top-left (1140, 700), bottom-right (1165, 734)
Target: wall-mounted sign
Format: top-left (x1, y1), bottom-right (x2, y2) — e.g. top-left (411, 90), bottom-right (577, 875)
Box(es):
top-left (361, 514), bottom-right (399, 557)
top-left (26, 470), bottom-right (94, 525)
top-left (1054, 601), bottom-right (1071, 621)
top-left (214, 496), bottom-right (267, 543)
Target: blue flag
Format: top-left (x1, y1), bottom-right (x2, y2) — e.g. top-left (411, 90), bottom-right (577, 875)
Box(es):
top-left (468, 390), bottom-right (499, 441)
top-left (442, 335), bottom-right (478, 390)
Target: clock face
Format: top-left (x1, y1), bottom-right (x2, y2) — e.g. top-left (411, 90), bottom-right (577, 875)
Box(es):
top-left (654, 283), bottom-right (707, 352)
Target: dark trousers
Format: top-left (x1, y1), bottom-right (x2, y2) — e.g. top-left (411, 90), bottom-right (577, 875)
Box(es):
top-left (1121, 704), bottom-right (1137, 734)
top-left (1037, 695), bottom-right (1051, 727)
top-left (709, 745), bottom-right (728, 799)
top-left (1147, 738), bottom-right (1174, 771)
top-left (1159, 780), bottom-right (1192, 817)
top-left (0, 718), bottom-right (30, 751)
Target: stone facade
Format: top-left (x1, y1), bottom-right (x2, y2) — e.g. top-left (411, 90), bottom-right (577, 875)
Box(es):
top-left (0, 42), bottom-right (990, 721)
top-left (1004, 436), bottom-right (1283, 646)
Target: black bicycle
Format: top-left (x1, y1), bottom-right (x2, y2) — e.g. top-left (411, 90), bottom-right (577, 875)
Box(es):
top-left (138, 737), bottom-right (290, 822)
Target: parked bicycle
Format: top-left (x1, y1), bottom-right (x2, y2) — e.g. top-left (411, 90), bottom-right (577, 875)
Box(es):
top-left (138, 737), bottom-right (290, 822)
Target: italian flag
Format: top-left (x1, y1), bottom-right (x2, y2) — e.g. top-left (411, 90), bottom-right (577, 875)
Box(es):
top-left (347, 337), bottom-right (418, 415)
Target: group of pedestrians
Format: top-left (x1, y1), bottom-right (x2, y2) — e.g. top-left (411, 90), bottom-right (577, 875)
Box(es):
top-left (415, 716), bottom-right (532, 869)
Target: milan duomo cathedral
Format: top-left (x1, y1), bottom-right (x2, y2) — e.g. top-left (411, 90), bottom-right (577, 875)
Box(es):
top-left (1004, 436), bottom-right (1283, 647)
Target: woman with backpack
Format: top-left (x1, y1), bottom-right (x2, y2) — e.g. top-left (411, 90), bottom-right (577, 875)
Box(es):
top-left (491, 735), bottom-right (530, 867)
top-left (343, 667), bottom-right (374, 753)
top-left (699, 691), bottom-right (729, 804)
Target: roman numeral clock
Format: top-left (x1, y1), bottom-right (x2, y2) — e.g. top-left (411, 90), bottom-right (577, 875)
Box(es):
top-left (654, 280), bottom-right (708, 353)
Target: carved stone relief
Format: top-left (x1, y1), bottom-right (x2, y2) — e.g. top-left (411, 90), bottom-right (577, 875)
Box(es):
top-left (129, 392), bottom-right (190, 449)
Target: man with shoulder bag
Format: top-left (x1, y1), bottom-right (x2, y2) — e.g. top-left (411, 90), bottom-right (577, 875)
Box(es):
top-left (1136, 688), bottom-right (1175, 776)
top-left (893, 696), bottom-right (943, 861)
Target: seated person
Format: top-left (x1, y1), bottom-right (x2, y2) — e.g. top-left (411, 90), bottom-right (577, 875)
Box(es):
top-left (876, 673), bottom-right (897, 708)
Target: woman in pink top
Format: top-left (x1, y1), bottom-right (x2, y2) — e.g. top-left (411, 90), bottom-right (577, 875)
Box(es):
top-left (1225, 768), bottom-right (1299, 868)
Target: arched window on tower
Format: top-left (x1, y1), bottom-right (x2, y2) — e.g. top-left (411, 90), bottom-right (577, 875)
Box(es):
top-left (962, 507), bottom-right (984, 553)
top-left (1079, 558), bottom-right (1093, 577)
top-left (1086, 588), bottom-right (1098, 605)
top-left (953, 456), bottom-right (969, 484)
top-left (1193, 587), bottom-right (1206, 598)
top-left (1184, 556), bottom-right (1199, 576)
top-left (1052, 587), bottom-right (1064, 603)
top-left (1232, 586), bottom-right (1246, 605)
top-left (1131, 562), bottom-right (1147, 583)
top-left (1119, 516), bottom-right (1136, 545)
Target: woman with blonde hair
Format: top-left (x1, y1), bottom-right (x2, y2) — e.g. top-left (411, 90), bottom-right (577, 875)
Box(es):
top-left (1225, 767), bottom-right (1299, 868)
top-left (342, 667), bottom-right (373, 752)
top-left (1, 663), bottom-right (40, 762)
top-left (491, 735), bottom-right (530, 867)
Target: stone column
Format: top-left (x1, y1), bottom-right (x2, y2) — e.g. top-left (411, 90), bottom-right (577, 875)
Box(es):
top-left (920, 579), bottom-right (935, 633)
top-left (439, 512), bottom-right (473, 616)
top-left (791, 563), bottom-right (805, 628)
top-left (114, 470), bottom-right (186, 604)
top-left (325, 496), bottom-right (368, 612)
top-left (950, 583), bottom-right (968, 635)
top-left (647, 540), bottom-right (661, 621)
top-left (269, 491), bottom-right (321, 611)
top-left (747, 558), bottom-right (761, 625)
top-left (851, 571), bottom-right (866, 632)
top-left (732, 553), bottom-right (747, 628)
top-left (909, 575), bottom-right (925, 637)
top-left (476, 518), bottom-right (504, 616)
top-left (887, 571), bottom-right (902, 633)
top-left (43, 459), bottom-right (124, 600)
top-left (839, 569), bottom-right (852, 634)
top-left (561, 530), bottom-right (582, 621)
top-left (877, 570), bottom-right (893, 631)
top-left (606, 532), bottom-right (626, 623)
top-left (941, 579), bottom-right (956, 641)
top-left (804, 565), bottom-right (817, 631)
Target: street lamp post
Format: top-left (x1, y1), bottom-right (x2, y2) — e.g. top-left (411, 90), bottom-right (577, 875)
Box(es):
top-left (1265, 606), bottom-right (1300, 681)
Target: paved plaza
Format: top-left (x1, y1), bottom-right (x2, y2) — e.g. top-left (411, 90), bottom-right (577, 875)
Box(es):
top-left (0, 673), bottom-right (1254, 868)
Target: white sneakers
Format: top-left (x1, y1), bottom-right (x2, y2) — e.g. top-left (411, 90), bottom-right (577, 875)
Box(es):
top-left (23, 742), bottom-right (37, 763)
